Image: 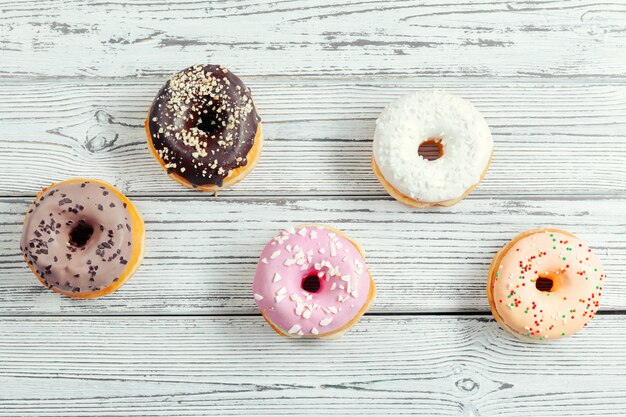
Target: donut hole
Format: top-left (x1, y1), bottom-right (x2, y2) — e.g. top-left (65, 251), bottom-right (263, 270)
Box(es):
top-left (301, 275), bottom-right (321, 293)
top-left (196, 112), bottom-right (221, 136)
top-left (536, 276), bottom-right (554, 292)
top-left (418, 138), bottom-right (444, 161)
top-left (69, 220), bottom-right (94, 248)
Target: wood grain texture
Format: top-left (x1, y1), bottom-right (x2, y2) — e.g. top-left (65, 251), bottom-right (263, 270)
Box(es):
top-left (0, 0), bottom-right (625, 78)
top-left (2, 0), bottom-right (626, 413)
top-left (1, 315), bottom-right (625, 416)
top-left (1, 78), bottom-right (625, 197)
top-left (2, 196), bottom-right (623, 315)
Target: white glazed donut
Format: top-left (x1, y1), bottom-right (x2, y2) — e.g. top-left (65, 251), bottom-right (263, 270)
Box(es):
top-left (372, 91), bottom-right (493, 207)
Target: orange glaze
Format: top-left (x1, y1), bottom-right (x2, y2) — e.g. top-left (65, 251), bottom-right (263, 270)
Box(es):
top-left (487, 228), bottom-right (604, 341)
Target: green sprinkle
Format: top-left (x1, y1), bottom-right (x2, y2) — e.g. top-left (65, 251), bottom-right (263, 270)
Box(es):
top-left (562, 332), bottom-right (566, 336)
top-left (553, 246), bottom-right (556, 249)
top-left (563, 257), bottom-right (567, 261)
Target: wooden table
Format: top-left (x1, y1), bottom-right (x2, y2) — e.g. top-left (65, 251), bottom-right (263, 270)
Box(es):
top-left (1, 1), bottom-right (625, 415)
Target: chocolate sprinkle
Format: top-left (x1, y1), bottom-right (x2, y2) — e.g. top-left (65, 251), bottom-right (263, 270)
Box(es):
top-left (20, 181), bottom-right (137, 295)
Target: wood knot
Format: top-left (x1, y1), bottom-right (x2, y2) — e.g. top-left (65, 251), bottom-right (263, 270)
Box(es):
top-left (84, 110), bottom-right (118, 153)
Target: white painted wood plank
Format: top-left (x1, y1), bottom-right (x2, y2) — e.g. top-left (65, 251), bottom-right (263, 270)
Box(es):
top-left (1, 78), bottom-right (625, 197)
top-left (0, 0), bottom-right (624, 78)
top-left (1, 197), bottom-right (623, 314)
top-left (1, 315), bottom-right (625, 416)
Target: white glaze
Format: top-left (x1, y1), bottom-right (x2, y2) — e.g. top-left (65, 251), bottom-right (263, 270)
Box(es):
top-left (373, 91), bottom-right (493, 203)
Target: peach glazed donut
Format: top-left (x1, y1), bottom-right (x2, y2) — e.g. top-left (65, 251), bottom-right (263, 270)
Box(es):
top-left (145, 64), bottom-right (262, 192)
top-left (253, 225), bottom-right (375, 339)
top-left (20, 179), bottom-right (145, 298)
top-left (372, 91), bottom-right (493, 208)
top-left (488, 228), bottom-right (605, 341)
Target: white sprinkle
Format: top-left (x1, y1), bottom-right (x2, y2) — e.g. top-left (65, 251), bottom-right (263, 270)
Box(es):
top-left (287, 226), bottom-right (296, 234)
top-left (310, 230), bottom-right (318, 239)
top-left (319, 248), bottom-right (326, 254)
top-left (298, 227), bottom-right (307, 236)
top-left (291, 294), bottom-right (303, 303)
top-left (351, 290), bottom-right (359, 298)
top-left (288, 324), bottom-right (301, 334)
top-left (330, 242), bottom-right (337, 257)
top-left (331, 282), bottom-right (337, 290)
top-left (273, 273), bottom-right (282, 283)
top-left (275, 293), bottom-right (286, 303)
top-left (302, 309), bottom-right (312, 319)
top-left (341, 275), bottom-right (351, 282)
top-left (320, 317), bottom-right (333, 326)
top-left (329, 233), bottom-right (336, 239)
top-left (270, 250), bottom-right (281, 259)
top-left (328, 306), bottom-right (338, 314)
top-left (284, 258), bottom-right (295, 266)
top-left (261, 258), bottom-right (268, 264)
top-left (254, 293), bottom-right (264, 300)
top-left (311, 327), bottom-right (319, 335)
top-left (276, 287), bottom-right (287, 296)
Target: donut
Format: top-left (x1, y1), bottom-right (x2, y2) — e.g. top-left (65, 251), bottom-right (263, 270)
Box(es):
top-left (20, 179), bottom-right (145, 298)
top-left (145, 64), bottom-right (262, 192)
top-left (253, 225), bottom-right (375, 339)
top-left (372, 91), bottom-right (493, 208)
top-left (487, 228), bottom-right (605, 341)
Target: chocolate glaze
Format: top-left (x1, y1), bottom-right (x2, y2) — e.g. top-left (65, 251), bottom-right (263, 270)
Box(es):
top-left (148, 64), bottom-right (260, 188)
top-left (20, 181), bottom-right (135, 294)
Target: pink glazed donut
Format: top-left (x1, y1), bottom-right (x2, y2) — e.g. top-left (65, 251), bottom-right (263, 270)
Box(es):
top-left (253, 225), bottom-right (375, 339)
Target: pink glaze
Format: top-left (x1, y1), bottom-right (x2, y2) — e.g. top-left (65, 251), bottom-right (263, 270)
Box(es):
top-left (253, 225), bottom-right (373, 337)
top-left (491, 230), bottom-right (604, 340)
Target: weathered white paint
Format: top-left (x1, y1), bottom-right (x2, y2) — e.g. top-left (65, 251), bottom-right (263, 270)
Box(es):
top-left (2, 197), bottom-right (624, 314)
top-left (0, 0), bottom-right (624, 78)
top-left (0, 79), bottom-right (624, 197)
top-left (1, 315), bottom-right (625, 416)
top-left (2, 0), bottom-right (626, 415)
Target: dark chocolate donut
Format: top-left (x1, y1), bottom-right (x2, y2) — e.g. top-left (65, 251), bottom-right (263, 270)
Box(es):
top-left (146, 64), bottom-right (261, 189)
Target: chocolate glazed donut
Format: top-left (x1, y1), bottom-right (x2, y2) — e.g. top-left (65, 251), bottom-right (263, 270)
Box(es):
top-left (145, 64), bottom-right (262, 192)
